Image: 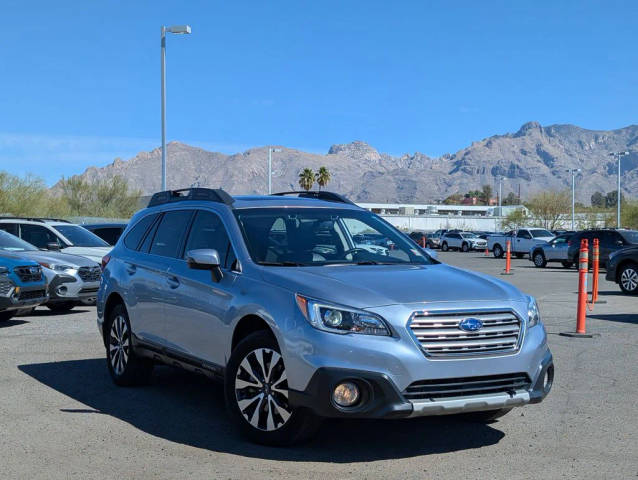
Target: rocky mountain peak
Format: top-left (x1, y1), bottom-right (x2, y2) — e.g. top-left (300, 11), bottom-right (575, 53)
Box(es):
top-left (514, 121), bottom-right (543, 137)
top-left (327, 141), bottom-right (381, 162)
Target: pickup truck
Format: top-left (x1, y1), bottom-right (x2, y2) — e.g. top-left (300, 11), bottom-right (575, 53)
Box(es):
top-left (487, 228), bottom-right (555, 258)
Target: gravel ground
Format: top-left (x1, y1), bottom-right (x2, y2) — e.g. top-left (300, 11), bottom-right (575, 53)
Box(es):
top-left (1, 252), bottom-right (637, 479)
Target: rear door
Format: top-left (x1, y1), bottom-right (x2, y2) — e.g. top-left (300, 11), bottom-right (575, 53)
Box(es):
top-left (162, 209), bottom-right (239, 366)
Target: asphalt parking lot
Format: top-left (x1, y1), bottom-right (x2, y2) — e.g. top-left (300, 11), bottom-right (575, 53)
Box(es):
top-left (1, 252), bottom-right (637, 479)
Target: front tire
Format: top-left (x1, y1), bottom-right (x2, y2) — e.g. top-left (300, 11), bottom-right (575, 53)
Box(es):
top-left (493, 244), bottom-right (503, 258)
top-left (441, 242), bottom-right (449, 252)
top-left (0, 311), bottom-right (16, 322)
top-left (461, 242), bottom-right (469, 253)
top-left (47, 302), bottom-right (76, 312)
top-left (225, 330), bottom-right (320, 446)
top-left (105, 304), bottom-right (154, 386)
top-left (619, 263), bottom-right (638, 295)
top-left (533, 252), bottom-right (547, 268)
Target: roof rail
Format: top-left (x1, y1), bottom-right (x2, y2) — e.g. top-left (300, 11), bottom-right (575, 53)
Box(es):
top-left (147, 188), bottom-right (234, 207)
top-left (0, 216), bottom-right (71, 223)
top-left (271, 191), bottom-right (355, 205)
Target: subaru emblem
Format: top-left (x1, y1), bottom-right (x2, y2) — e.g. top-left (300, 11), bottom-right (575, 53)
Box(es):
top-left (459, 317), bottom-right (483, 332)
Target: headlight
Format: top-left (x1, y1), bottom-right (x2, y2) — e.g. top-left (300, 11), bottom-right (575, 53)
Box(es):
top-left (527, 295), bottom-right (540, 328)
top-left (295, 294), bottom-right (391, 336)
top-left (39, 262), bottom-right (76, 272)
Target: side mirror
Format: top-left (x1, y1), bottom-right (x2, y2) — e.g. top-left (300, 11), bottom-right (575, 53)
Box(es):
top-left (186, 249), bottom-right (223, 282)
top-left (46, 243), bottom-right (61, 251)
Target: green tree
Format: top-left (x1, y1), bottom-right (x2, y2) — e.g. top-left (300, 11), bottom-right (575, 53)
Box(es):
top-left (605, 191), bottom-right (625, 209)
top-left (315, 167), bottom-right (331, 191)
top-left (525, 191), bottom-right (571, 230)
top-left (298, 168), bottom-right (315, 191)
top-left (502, 208), bottom-right (528, 230)
top-left (481, 185), bottom-right (493, 205)
top-left (590, 191), bottom-right (605, 208)
top-left (0, 172), bottom-right (67, 216)
top-left (59, 175), bottom-right (140, 217)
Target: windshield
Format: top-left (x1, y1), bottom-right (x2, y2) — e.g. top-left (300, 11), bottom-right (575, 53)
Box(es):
top-left (53, 225), bottom-right (109, 247)
top-left (531, 229), bottom-right (553, 238)
top-left (0, 230), bottom-right (38, 252)
top-left (234, 208), bottom-right (435, 266)
top-left (620, 230), bottom-right (638, 244)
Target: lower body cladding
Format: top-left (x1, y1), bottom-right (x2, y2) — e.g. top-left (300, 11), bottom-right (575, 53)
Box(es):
top-left (46, 275), bottom-right (99, 305)
top-left (288, 351), bottom-right (553, 419)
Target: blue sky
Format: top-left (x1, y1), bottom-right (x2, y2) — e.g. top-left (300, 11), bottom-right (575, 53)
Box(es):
top-left (1, 0), bottom-right (637, 184)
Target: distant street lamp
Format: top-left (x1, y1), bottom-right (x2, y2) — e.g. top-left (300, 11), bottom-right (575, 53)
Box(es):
top-left (268, 147), bottom-right (282, 194)
top-left (609, 151), bottom-right (629, 227)
top-left (161, 25), bottom-right (191, 191)
top-left (497, 176), bottom-right (503, 216)
top-left (566, 168), bottom-right (581, 230)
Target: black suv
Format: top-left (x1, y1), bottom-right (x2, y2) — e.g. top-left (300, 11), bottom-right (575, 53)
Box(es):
top-left (606, 246), bottom-right (638, 294)
top-left (566, 229), bottom-right (638, 268)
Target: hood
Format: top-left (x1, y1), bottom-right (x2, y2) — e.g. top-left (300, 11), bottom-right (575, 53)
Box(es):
top-left (18, 250), bottom-right (100, 267)
top-left (0, 252), bottom-right (40, 268)
top-left (61, 246), bottom-right (111, 263)
top-left (258, 263), bottom-right (524, 309)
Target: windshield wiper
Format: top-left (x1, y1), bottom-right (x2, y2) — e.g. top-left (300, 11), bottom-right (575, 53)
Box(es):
top-left (257, 261), bottom-right (306, 267)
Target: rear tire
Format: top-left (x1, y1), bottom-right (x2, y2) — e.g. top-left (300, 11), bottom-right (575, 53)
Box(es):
top-left (0, 311), bottom-right (16, 322)
top-left (619, 263), bottom-right (638, 295)
top-left (105, 304), bottom-right (154, 386)
top-left (460, 407), bottom-right (513, 423)
top-left (441, 242), bottom-right (449, 252)
top-left (47, 302), bottom-right (76, 312)
top-left (533, 252), bottom-right (547, 268)
top-left (225, 330), bottom-right (321, 446)
top-left (493, 244), bottom-right (503, 258)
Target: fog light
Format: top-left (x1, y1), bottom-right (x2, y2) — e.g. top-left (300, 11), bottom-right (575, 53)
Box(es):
top-left (332, 382), bottom-right (360, 407)
top-left (56, 286), bottom-right (68, 296)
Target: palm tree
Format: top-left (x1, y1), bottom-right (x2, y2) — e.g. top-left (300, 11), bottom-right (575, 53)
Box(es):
top-left (298, 168), bottom-right (315, 191)
top-left (315, 167), bottom-right (331, 191)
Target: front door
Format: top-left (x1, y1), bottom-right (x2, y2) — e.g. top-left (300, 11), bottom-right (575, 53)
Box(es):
top-left (162, 209), bottom-right (239, 367)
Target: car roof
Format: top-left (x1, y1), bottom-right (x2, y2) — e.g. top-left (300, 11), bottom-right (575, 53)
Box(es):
top-left (0, 218), bottom-right (71, 226)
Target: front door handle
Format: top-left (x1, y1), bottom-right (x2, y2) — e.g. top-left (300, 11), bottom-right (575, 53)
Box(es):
top-left (166, 276), bottom-right (180, 289)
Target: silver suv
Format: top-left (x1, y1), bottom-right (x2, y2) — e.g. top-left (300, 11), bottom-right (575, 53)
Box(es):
top-left (97, 188), bottom-right (553, 445)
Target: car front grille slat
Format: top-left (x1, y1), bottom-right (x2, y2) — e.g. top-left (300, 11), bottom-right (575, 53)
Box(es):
top-left (78, 266), bottom-right (101, 282)
top-left (409, 310), bottom-right (522, 357)
top-left (0, 279), bottom-right (13, 296)
top-left (403, 373), bottom-right (531, 400)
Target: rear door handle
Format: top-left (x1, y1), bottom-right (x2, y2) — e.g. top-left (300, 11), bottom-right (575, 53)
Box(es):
top-left (166, 276), bottom-right (180, 289)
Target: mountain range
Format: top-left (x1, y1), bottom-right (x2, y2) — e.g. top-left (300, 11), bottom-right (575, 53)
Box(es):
top-left (61, 122), bottom-right (638, 204)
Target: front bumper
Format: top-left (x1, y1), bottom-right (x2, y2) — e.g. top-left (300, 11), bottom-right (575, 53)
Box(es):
top-left (605, 261), bottom-right (617, 283)
top-left (0, 286), bottom-right (49, 311)
top-left (289, 350), bottom-right (554, 419)
top-left (47, 274), bottom-right (100, 303)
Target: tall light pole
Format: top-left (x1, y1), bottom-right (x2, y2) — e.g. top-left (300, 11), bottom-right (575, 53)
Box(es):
top-left (497, 176), bottom-right (503, 216)
top-left (268, 147), bottom-right (282, 194)
top-left (566, 168), bottom-right (581, 230)
top-left (609, 151), bottom-right (629, 227)
top-left (161, 25), bottom-right (191, 191)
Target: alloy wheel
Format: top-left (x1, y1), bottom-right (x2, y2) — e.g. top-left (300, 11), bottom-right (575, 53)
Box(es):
top-left (620, 267), bottom-right (638, 292)
top-left (235, 348), bottom-right (292, 431)
top-left (534, 253), bottom-right (545, 267)
top-left (109, 315), bottom-right (130, 375)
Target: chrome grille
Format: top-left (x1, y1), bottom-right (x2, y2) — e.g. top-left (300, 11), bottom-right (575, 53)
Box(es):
top-left (14, 266), bottom-right (43, 283)
top-left (409, 310), bottom-right (522, 357)
top-left (0, 278), bottom-right (13, 296)
top-left (78, 266), bottom-right (101, 282)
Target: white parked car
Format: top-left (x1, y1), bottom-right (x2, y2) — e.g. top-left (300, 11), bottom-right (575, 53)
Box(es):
top-left (440, 232), bottom-right (488, 252)
top-left (0, 218), bottom-right (112, 263)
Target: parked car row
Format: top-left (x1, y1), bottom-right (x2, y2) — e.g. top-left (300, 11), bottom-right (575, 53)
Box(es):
top-left (0, 218), bottom-right (127, 320)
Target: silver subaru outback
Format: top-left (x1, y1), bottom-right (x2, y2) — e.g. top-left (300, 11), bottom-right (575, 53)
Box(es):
top-left (97, 188), bottom-right (553, 445)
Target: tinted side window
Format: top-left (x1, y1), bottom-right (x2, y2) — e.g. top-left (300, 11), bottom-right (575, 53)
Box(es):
top-left (124, 214), bottom-right (158, 250)
top-left (150, 210), bottom-right (194, 258)
top-left (93, 228), bottom-right (121, 246)
top-left (518, 230), bottom-right (532, 239)
top-left (20, 224), bottom-right (61, 249)
top-left (0, 223), bottom-right (19, 236)
top-left (184, 210), bottom-right (236, 269)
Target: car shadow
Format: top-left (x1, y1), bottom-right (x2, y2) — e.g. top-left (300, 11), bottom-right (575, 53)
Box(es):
top-left (18, 359), bottom-right (505, 462)
top-left (27, 309), bottom-right (92, 317)
top-left (588, 313), bottom-right (638, 325)
top-left (0, 319), bottom-right (29, 328)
